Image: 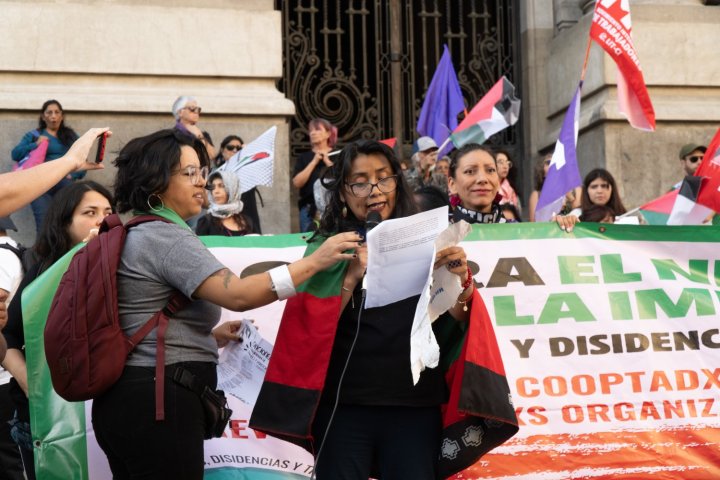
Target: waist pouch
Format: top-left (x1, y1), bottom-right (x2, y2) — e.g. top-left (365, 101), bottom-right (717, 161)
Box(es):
top-left (170, 366), bottom-right (232, 439)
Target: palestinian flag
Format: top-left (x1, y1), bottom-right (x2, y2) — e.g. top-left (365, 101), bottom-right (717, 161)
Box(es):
top-left (668, 176), bottom-right (714, 225)
top-left (250, 240), bottom-right (519, 477)
top-left (449, 76), bottom-right (520, 147)
top-left (638, 190), bottom-right (678, 225)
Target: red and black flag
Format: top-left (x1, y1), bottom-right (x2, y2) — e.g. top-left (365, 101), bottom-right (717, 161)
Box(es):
top-left (250, 239), bottom-right (518, 477)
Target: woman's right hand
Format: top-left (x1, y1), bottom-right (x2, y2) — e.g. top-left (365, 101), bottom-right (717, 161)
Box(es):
top-left (64, 128), bottom-right (111, 172)
top-left (307, 231), bottom-right (364, 271)
top-left (36, 135), bottom-right (49, 145)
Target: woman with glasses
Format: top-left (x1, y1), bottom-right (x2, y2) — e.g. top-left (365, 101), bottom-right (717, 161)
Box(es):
top-left (292, 118), bottom-right (338, 232)
top-left (213, 135), bottom-right (262, 233)
top-left (91, 129), bottom-right (361, 479)
top-left (495, 148), bottom-right (522, 213)
top-left (195, 169), bottom-right (254, 236)
top-left (252, 140), bottom-right (474, 479)
top-left (172, 95), bottom-right (217, 160)
top-left (11, 99), bottom-right (80, 232)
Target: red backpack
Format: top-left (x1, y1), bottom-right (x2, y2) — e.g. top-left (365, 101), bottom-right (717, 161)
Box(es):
top-left (44, 214), bottom-right (189, 420)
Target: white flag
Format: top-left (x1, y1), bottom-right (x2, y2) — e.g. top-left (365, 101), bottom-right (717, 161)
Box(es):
top-left (222, 126), bottom-right (276, 193)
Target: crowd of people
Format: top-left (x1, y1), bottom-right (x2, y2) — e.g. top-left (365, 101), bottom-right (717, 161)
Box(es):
top-left (0, 97), bottom-right (711, 480)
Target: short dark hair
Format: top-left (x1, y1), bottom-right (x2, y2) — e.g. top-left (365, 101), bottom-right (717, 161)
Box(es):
top-left (581, 168), bottom-right (626, 215)
top-left (499, 203), bottom-right (522, 222)
top-left (449, 143), bottom-right (496, 178)
top-left (114, 129), bottom-right (209, 213)
top-left (34, 181), bottom-right (114, 270)
top-left (315, 140), bottom-right (416, 236)
top-left (414, 185), bottom-right (450, 212)
top-left (215, 135), bottom-right (244, 165)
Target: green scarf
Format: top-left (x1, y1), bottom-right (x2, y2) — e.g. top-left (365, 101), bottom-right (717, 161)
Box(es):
top-left (132, 206), bottom-right (191, 230)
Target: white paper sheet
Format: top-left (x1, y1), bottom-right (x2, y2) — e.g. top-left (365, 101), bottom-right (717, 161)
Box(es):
top-left (409, 220), bottom-right (472, 384)
top-left (364, 206), bottom-right (449, 308)
top-left (217, 319), bottom-right (272, 406)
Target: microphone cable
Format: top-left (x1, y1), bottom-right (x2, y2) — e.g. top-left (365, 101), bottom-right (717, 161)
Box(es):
top-left (310, 288), bottom-right (367, 480)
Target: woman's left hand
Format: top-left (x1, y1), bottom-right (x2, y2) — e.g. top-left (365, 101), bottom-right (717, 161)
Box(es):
top-left (213, 320), bottom-right (246, 348)
top-left (434, 246), bottom-right (470, 283)
top-left (553, 214), bottom-right (580, 233)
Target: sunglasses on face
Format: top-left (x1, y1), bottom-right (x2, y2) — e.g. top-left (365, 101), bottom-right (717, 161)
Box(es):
top-left (688, 155), bottom-right (703, 163)
top-left (225, 145), bottom-right (242, 152)
top-left (185, 106), bottom-right (202, 114)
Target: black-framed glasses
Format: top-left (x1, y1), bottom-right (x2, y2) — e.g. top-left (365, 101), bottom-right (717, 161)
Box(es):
top-left (225, 144), bottom-right (242, 152)
top-left (185, 106), bottom-right (202, 114)
top-left (174, 165), bottom-right (209, 186)
top-left (688, 155), bottom-right (703, 163)
top-left (346, 175), bottom-right (398, 198)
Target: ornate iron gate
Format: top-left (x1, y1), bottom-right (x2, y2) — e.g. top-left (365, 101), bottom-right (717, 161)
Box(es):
top-left (276, 0), bottom-right (521, 161)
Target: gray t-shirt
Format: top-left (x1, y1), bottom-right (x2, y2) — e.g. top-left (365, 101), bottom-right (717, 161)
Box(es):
top-left (118, 221), bottom-right (225, 367)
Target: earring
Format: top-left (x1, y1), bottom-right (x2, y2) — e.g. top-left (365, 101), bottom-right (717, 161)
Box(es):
top-left (341, 204), bottom-right (347, 218)
top-left (147, 193), bottom-right (165, 212)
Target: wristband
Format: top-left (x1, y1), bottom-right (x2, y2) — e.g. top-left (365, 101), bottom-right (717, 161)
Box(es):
top-left (268, 265), bottom-right (296, 300)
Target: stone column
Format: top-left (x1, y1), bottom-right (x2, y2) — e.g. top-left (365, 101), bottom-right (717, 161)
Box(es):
top-left (528, 0), bottom-right (720, 211)
top-left (0, 0), bottom-right (294, 244)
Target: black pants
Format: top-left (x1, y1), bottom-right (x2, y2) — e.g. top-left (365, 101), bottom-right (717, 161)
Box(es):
top-left (0, 383), bottom-right (24, 480)
top-left (91, 362), bottom-right (216, 480)
top-left (311, 403), bottom-right (441, 480)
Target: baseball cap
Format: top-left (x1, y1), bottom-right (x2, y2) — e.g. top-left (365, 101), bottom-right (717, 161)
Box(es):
top-left (416, 136), bottom-right (438, 153)
top-left (0, 216), bottom-right (17, 231)
top-left (679, 143), bottom-right (706, 159)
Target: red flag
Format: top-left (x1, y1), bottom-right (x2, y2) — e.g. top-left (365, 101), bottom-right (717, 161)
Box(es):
top-left (694, 128), bottom-right (720, 212)
top-left (590, 0), bottom-right (655, 131)
top-left (379, 137), bottom-right (397, 149)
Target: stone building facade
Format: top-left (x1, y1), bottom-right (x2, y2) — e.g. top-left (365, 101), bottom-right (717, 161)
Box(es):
top-left (1, 0), bottom-right (719, 246)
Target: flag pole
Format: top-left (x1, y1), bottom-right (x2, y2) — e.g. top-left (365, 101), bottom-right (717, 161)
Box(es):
top-left (436, 137), bottom-right (452, 154)
top-left (579, 29), bottom-right (594, 82)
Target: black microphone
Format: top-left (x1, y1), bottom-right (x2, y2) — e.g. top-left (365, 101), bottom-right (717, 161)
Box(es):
top-left (361, 211), bottom-right (382, 292)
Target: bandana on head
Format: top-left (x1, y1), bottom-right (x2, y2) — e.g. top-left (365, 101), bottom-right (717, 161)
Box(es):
top-left (207, 170), bottom-right (244, 218)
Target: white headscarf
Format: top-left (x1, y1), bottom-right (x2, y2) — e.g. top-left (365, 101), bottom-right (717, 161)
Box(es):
top-left (207, 170), bottom-right (244, 218)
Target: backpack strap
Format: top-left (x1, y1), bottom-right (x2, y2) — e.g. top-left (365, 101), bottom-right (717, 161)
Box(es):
top-left (126, 291), bottom-right (190, 420)
top-left (119, 213), bottom-right (193, 420)
top-left (0, 243), bottom-right (22, 259)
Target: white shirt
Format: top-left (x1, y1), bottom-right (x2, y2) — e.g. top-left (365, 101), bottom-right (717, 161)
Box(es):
top-left (0, 235), bottom-right (23, 386)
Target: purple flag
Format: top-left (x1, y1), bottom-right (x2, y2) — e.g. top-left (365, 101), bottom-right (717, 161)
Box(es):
top-left (417, 45), bottom-right (465, 157)
top-left (535, 83), bottom-right (584, 222)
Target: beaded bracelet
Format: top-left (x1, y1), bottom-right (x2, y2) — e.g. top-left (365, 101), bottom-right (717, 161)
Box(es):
top-left (461, 266), bottom-right (473, 290)
top-left (457, 267), bottom-right (474, 311)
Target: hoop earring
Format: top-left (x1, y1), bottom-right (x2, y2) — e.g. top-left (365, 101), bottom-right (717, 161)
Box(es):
top-left (341, 204), bottom-right (347, 218)
top-left (147, 193), bottom-right (165, 212)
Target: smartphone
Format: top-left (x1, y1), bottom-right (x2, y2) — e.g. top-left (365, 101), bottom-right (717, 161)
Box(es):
top-left (95, 132), bottom-right (108, 163)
